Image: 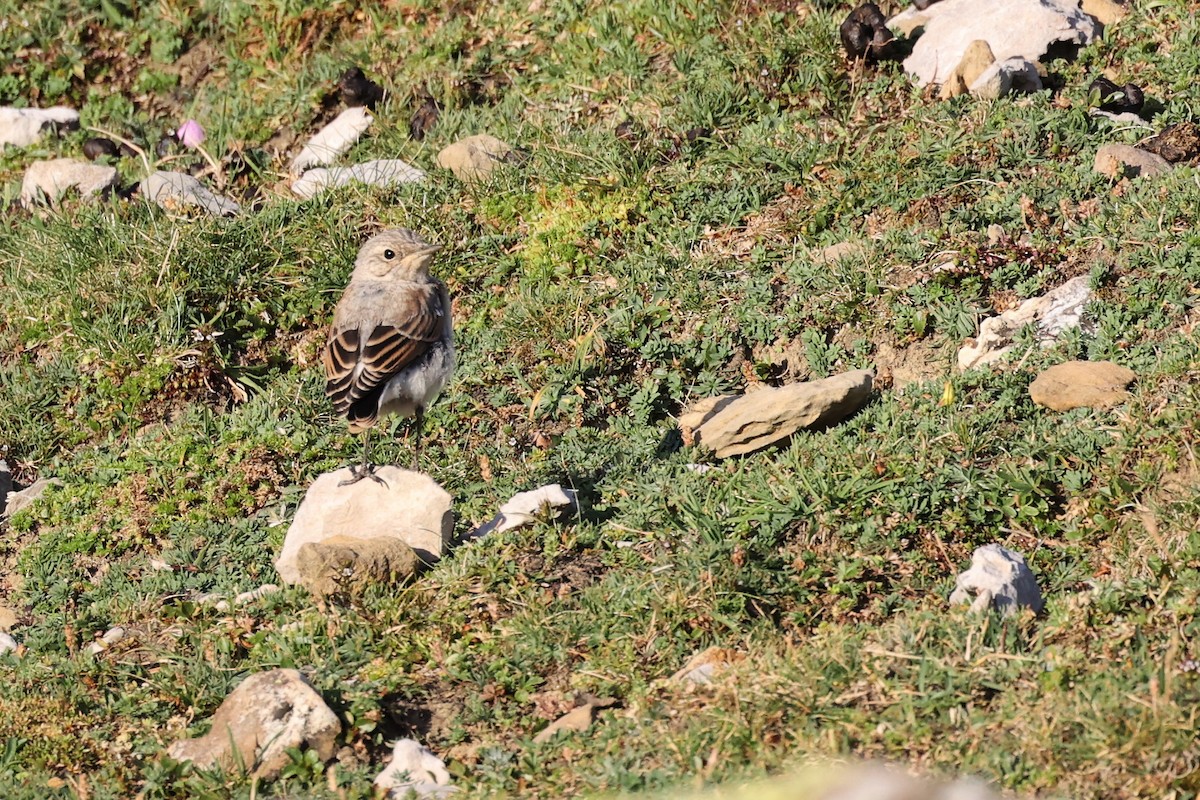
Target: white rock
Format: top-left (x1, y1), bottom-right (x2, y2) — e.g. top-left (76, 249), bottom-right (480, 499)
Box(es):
top-left (0, 106), bottom-right (79, 148)
top-left (235, 584), bottom-right (280, 605)
top-left (168, 668), bottom-right (341, 780)
top-left (85, 626), bottom-right (127, 654)
top-left (291, 159), bottom-right (425, 199)
top-left (0, 632), bottom-right (17, 655)
top-left (142, 171), bottom-right (241, 217)
top-left (968, 57), bottom-right (1043, 100)
top-left (291, 107), bottom-right (373, 173)
top-left (1090, 109), bottom-right (1153, 128)
top-left (949, 544), bottom-right (1044, 615)
top-left (958, 275), bottom-right (1091, 370)
top-left (374, 739), bottom-right (457, 798)
top-left (467, 484), bottom-right (577, 540)
top-left (895, 0), bottom-right (1099, 87)
top-left (276, 466), bottom-right (453, 583)
top-left (21, 158), bottom-right (118, 206)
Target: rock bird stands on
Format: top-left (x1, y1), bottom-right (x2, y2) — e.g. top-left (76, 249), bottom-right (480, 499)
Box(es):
top-left (323, 228), bottom-right (454, 485)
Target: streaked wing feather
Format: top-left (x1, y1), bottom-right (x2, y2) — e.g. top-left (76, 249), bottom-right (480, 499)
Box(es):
top-left (323, 284), bottom-right (446, 420)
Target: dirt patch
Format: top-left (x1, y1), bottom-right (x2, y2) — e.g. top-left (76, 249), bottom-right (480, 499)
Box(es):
top-left (873, 338), bottom-right (951, 391)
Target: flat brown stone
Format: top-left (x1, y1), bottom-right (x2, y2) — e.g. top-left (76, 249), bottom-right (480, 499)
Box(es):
top-left (1029, 360), bottom-right (1135, 410)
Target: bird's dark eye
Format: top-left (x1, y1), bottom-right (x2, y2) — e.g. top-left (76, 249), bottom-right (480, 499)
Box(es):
top-left (383, 249), bottom-right (396, 260)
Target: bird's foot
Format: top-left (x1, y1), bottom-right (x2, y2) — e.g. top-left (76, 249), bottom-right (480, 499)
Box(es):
top-left (339, 464), bottom-right (389, 488)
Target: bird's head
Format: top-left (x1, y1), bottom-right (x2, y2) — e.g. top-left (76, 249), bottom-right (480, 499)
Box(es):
top-left (352, 228), bottom-right (443, 280)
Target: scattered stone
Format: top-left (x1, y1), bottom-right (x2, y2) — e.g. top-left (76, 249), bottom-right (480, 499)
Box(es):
top-left (20, 158), bottom-right (119, 206)
top-left (1139, 122), bottom-right (1200, 165)
top-left (840, 3), bottom-right (896, 62)
top-left (467, 484), bottom-right (577, 540)
top-left (813, 240), bottom-right (868, 265)
top-left (234, 584), bottom-right (280, 605)
top-left (1029, 360), bottom-right (1135, 411)
top-left (938, 40), bottom-right (995, 99)
top-left (895, 0), bottom-right (1099, 87)
top-left (1081, 0), bottom-right (1127, 25)
top-left (142, 170), bottom-right (242, 217)
top-left (958, 275), bottom-right (1092, 370)
top-left (681, 369), bottom-right (874, 458)
top-left (295, 535), bottom-right (419, 597)
top-left (167, 669), bottom-right (341, 780)
top-left (532, 697), bottom-right (617, 744)
top-left (436, 134), bottom-right (517, 182)
top-left (0, 461), bottom-right (10, 517)
top-left (291, 159), bottom-right (425, 199)
top-left (949, 544), bottom-right (1044, 615)
top-left (969, 57), bottom-right (1043, 100)
top-left (276, 466), bottom-right (453, 584)
top-left (1093, 143), bottom-right (1172, 179)
top-left (672, 647), bottom-right (741, 685)
top-left (374, 739), bottom-right (457, 798)
top-left (0, 633), bottom-right (17, 656)
top-left (338, 66), bottom-right (385, 109)
top-left (0, 606), bottom-right (15, 631)
top-left (85, 626), bottom-right (127, 655)
top-left (291, 107), bottom-right (373, 173)
top-left (1089, 76), bottom-right (1144, 116)
top-left (82, 137), bottom-right (120, 160)
top-left (4, 477), bottom-right (63, 518)
top-left (0, 106), bottom-right (79, 148)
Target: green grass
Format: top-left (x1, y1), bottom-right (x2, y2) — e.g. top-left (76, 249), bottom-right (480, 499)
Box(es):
top-left (2, 0), bottom-right (1200, 798)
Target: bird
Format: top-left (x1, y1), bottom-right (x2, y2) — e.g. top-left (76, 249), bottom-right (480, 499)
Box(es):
top-left (322, 228), bottom-right (454, 486)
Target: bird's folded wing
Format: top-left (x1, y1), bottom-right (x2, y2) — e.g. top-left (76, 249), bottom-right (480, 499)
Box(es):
top-left (323, 286), bottom-right (445, 413)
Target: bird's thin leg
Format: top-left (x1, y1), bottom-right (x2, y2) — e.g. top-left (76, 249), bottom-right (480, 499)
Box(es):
top-left (411, 406), bottom-right (424, 471)
top-left (340, 427), bottom-right (388, 487)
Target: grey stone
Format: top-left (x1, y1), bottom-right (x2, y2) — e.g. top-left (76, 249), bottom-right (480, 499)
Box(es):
top-left (681, 369), bottom-right (874, 458)
top-left (958, 275), bottom-right (1092, 370)
top-left (436, 134), bottom-right (516, 182)
top-left (4, 477), bottom-right (63, 518)
top-left (1029, 360), bottom-right (1135, 410)
top-left (969, 57), bottom-right (1043, 100)
top-left (295, 534), bottom-right (419, 597)
top-left (291, 107), bottom-right (373, 173)
top-left (0, 633), bottom-right (16, 656)
top-left (291, 159), bottom-right (425, 199)
top-left (167, 669), bottom-right (341, 780)
top-left (142, 171), bottom-right (241, 217)
top-left (21, 158), bottom-right (118, 206)
top-left (949, 544), bottom-right (1044, 615)
top-left (0, 106), bottom-right (79, 148)
top-left (276, 466), bottom-right (453, 583)
top-left (895, 0), bottom-right (1099, 87)
top-left (1094, 143), bottom-right (1173, 179)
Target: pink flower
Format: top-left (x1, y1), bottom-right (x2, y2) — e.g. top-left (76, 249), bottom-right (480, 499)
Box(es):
top-left (176, 119), bottom-right (206, 148)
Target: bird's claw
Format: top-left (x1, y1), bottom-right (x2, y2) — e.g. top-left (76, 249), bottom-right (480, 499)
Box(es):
top-left (339, 464), bottom-right (389, 488)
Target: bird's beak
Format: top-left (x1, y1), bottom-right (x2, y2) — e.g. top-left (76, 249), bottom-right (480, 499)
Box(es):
top-left (419, 244), bottom-right (443, 256)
